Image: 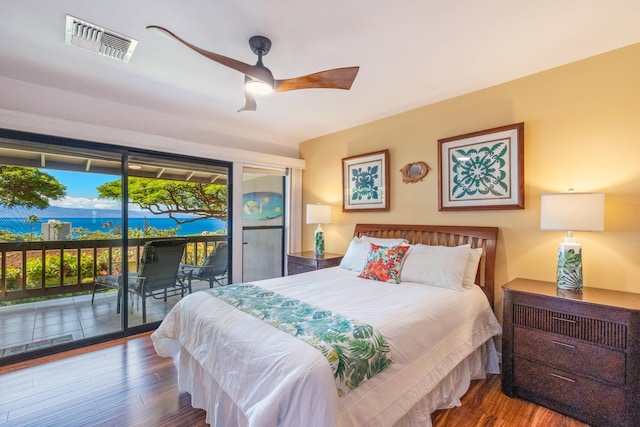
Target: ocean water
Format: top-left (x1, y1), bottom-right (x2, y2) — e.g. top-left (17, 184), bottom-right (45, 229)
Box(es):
top-left (1, 217), bottom-right (226, 237)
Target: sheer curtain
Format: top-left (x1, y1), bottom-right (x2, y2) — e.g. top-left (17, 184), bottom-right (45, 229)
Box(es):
top-left (287, 167), bottom-right (303, 254)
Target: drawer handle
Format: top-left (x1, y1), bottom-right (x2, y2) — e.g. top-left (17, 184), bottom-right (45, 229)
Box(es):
top-left (550, 373), bottom-right (576, 383)
top-left (551, 316), bottom-right (576, 324)
top-left (551, 340), bottom-right (576, 349)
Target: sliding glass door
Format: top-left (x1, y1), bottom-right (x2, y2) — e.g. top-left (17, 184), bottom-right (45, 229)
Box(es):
top-left (242, 171), bottom-right (285, 282)
top-left (123, 151), bottom-right (229, 327)
top-left (0, 130), bottom-right (230, 363)
top-left (0, 138), bottom-right (126, 358)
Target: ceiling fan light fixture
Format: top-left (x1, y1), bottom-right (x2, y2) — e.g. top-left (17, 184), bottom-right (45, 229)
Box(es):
top-left (245, 78), bottom-right (273, 95)
top-left (147, 26), bottom-right (358, 110)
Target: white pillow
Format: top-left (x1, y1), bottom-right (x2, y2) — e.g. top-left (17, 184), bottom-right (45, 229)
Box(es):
top-left (463, 247), bottom-right (483, 288)
top-left (340, 236), bottom-right (408, 272)
top-left (400, 244), bottom-right (471, 290)
top-left (339, 238), bottom-right (370, 272)
top-left (360, 236), bottom-right (409, 246)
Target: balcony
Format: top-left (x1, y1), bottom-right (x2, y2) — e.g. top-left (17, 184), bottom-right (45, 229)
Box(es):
top-left (0, 235), bottom-right (227, 357)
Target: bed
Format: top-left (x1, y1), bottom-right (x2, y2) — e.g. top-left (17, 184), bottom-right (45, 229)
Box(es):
top-left (152, 224), bottom-right (502, 426)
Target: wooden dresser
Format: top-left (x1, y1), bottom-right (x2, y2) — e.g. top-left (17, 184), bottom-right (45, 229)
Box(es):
top-left (502, 278), bottom-right (640, 427)
top-left (286, 252), bottom-right (343, 275)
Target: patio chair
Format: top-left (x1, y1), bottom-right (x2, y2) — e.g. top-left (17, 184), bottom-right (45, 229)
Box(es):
top-left (178, 243), bottom-right (228, 289)
top-left (92, 238), bottom-right (188, 323)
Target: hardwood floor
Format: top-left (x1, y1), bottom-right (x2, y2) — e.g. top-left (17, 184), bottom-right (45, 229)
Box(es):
top-left (0, 332), bottom-right (208, 427)
top-left (431, 375), bottom-right (588, 427)
top-left (0, 333), bottom-right (589, 426)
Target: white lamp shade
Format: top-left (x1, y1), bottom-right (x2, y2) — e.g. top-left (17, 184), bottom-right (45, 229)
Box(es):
top-left (245, 79), bottom-right (273, 95)
top-left (540, 193), bottom-right (604, 232)
top-left (306, 204), bottom-right (332, 225)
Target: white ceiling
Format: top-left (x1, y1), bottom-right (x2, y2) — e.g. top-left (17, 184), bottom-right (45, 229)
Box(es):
top-left (1, 1), bottom-right (639, 158)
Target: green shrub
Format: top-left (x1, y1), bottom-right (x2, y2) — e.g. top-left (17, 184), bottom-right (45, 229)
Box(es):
top-left (95, 249), bottom-right (133, 275)
top-left (24, 252), bottom-right (112, 287)
top-left (4, 266), bottom-right (22, 291)
top-left (25, 258), bottom-right (43, 288)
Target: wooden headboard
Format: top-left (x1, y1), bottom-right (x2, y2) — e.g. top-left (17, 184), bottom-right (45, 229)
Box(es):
top-left (353, 224), bottom-right (499, 307)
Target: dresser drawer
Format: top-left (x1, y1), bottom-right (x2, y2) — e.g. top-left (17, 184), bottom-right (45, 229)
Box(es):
top-left (287, 262), bottom-right (316, 275)
top-left (514, 357), bottom-right (625, 425)
top-left (512, 303), bottom-right (628, 350)
top-left (514, 326), bottom-right (625, 385)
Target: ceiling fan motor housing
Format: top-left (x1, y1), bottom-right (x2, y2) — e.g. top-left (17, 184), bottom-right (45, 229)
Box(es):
top-left (249, 36), bottom-right (272, 56)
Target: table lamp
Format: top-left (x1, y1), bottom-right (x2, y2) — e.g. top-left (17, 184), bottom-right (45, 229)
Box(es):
top-left (540, 192), bottom-right (604, 291)
top-left (306, 203), bottom-right (332, 258)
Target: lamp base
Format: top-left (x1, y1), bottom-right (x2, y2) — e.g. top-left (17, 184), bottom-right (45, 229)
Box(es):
top-left (556, 238), bottom-right (583, 291)
top-left (314, 226), bottom-right (325, 258)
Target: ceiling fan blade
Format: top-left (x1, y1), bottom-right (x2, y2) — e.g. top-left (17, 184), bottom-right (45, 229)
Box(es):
top-left (274, 67), bottom-right (359, 92)
top-left (146, 25), bottom-right (274, 85)
top-left (238, 77), bottom-right (257, 112)
top-left (238, 95), bottom-right (257, 112)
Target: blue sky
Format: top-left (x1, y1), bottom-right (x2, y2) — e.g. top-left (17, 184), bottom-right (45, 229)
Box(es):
top-left (46, 170), bottom-right (122, 210)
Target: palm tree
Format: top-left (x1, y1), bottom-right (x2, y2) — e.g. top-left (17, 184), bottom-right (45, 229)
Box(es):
top-left (23, 214), bottom-right (40, 240)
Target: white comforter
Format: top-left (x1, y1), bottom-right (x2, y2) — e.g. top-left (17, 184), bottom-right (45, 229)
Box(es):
top-left (152, 267), bottom-right (502, 427)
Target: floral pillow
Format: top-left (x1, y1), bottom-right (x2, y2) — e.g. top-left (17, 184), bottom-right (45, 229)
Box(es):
top-left (358, 243), bottom-right (411, 284)
top-left (340, 237), bottom-right (409, 272)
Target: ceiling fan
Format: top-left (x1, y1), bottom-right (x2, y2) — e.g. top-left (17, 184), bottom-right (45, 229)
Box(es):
top-left (146, 26), bottom-right (360, 112)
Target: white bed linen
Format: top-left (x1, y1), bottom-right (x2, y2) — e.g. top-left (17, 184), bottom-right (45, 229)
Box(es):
top-left (176, 338), bottom-right (494, 427)
top-left (152, 267), bottom-right (502, 427)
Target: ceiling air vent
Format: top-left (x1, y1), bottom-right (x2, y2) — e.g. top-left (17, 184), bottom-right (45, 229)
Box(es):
top-left (65, 15), bottom-right (138, 62)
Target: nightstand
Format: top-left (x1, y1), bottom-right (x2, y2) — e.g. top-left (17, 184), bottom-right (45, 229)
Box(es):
top-left (502, 278), bottom-right (640, 427)
top-left (286, 252), bottom-right (343, 275)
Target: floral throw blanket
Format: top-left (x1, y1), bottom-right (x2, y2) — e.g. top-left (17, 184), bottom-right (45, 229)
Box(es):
top-left (209, 283), bottom-right (393, 396)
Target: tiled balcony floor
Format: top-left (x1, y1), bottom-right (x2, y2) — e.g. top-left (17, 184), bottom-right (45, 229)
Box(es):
top-left (0, 280), bottom-right (213, 357)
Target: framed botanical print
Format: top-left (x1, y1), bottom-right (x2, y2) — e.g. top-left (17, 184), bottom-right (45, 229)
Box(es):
top-left (438, 123), bottom-right (524, 211)
top-left (342, 149), bottom-right (390, 212)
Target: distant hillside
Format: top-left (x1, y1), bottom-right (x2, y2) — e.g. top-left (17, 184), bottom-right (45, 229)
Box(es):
top-left (2, 206), bottom-right (194, 219)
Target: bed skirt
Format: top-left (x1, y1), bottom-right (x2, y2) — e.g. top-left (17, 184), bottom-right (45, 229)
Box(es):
top-left (173, 338), bottom-right (500, 427)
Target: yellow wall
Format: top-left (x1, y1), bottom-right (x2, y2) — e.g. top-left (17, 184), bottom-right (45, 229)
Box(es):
top-left (300, 43), bottom-right (640, 315)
